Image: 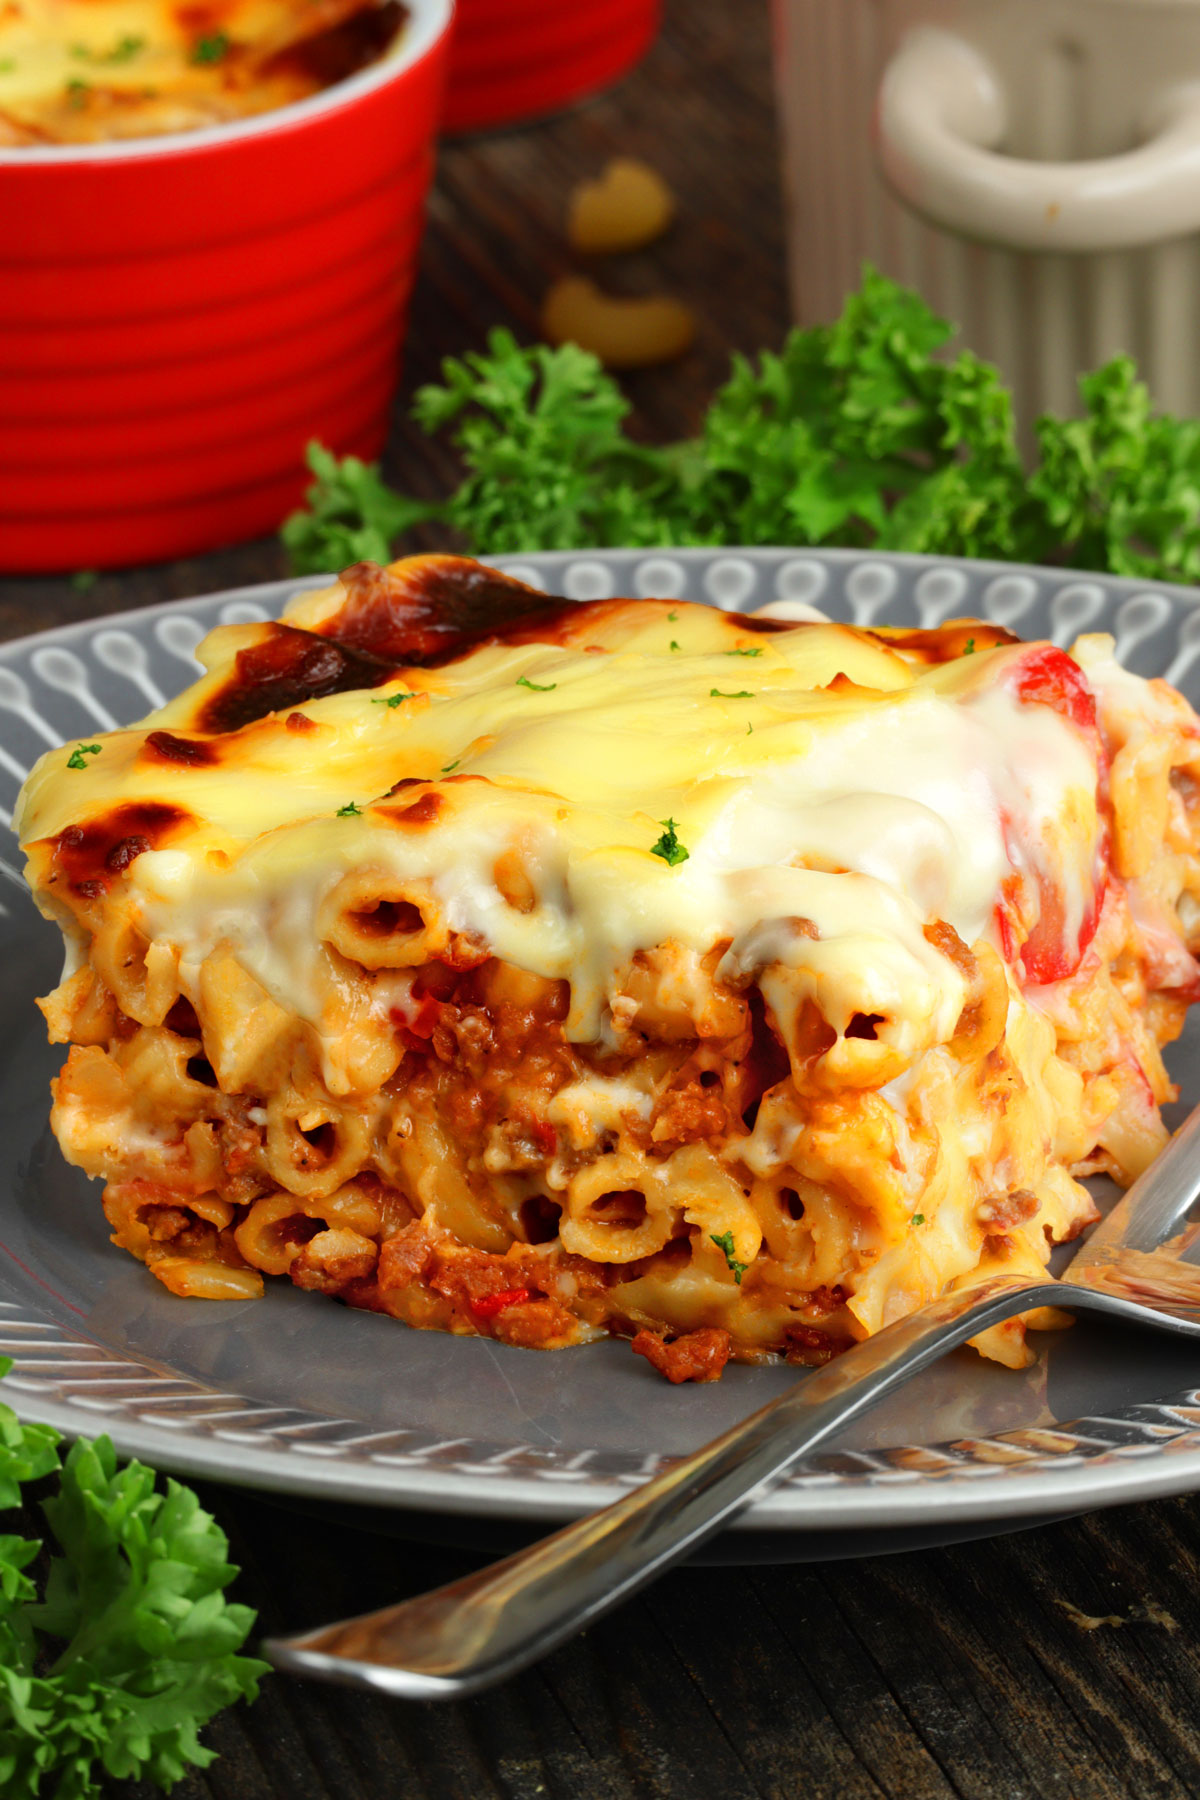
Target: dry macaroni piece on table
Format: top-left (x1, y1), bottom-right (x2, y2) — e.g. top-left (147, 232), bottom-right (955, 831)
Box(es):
top-left (17, 555), bottom-right (1200, 1379)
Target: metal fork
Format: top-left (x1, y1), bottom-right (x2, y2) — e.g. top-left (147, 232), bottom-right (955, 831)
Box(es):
top-left (264, 1102), bottom-right (1200, 1699)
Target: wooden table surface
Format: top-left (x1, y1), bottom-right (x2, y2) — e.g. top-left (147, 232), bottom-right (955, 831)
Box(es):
top-left (6, 3), bottom-right (1200, 1796)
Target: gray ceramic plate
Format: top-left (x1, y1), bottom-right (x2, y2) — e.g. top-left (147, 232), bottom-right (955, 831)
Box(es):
top-left (4, 547), bottom-right (1200, 1554)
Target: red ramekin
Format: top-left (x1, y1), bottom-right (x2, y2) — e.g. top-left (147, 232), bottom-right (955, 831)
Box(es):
top-left (442, 0), bottom-right (660, 134)
top-left (0, 0), bottom-right (453, 573)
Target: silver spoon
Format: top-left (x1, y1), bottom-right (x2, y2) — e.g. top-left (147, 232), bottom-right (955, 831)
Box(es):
top-left (264, 1100), bottom-right (1200, 1699)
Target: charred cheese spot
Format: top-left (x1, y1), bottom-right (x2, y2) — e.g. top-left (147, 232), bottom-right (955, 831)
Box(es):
top-left (321, 557), bottom-right (573, 665)
top-left (871, 623), bottom-right (1019, 664)
top-left (142, 730), bottom-right (219, 767)
top-left (198, 623), bottom-right (397, 733)
top-left (394, 792), bottom-right (443, 827)
top-left (49, 802), bottom-right (191, 896)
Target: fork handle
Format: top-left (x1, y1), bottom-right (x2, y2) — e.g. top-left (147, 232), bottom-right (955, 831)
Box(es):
top-left (265, 1272), bottom-right (1052, 1699)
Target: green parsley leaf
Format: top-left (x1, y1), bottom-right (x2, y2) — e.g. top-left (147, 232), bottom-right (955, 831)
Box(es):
top-left (667, 610), bottom-right (679, 621)
top-left (0, 1357), bottom-right (264, 1797)
top-left (372, 691), bottom-right (416, 708)
top-left (726, 646), bottom-right (763, 656)
top-left (72, 33), bottom-right (144, 62)
top-left (963, 638), bottom-right (975, 655)
top-left (281, 444), bottom-right (437, 575)
top-left (669, 640), bottom-right (681, 651)
top-left (65, 77), bottom-right (90, 106)
top-left (441, 759), bottom-right (460, 773)
top-left (649, 818), bottom-right (689, 867)
top-left (516, 675), bottom-right (557, 692)
top-left (190, 29), bottom-right (230, 62)
top-left (280, 268), bottom-right (1200, 592)
top-left (912, 1213), bottom-right (926, 1226)
top-left (66, 743), bottom-right (101, 770)
top-left (746, 721), bottom-right (753, 735)
top-left (710, 1230), bottom-right (749, 1284)
top-left (336, 801), bottom-right (362, 817)
top-left (70, 569), bottom-right (98, 593)
top-left (711, 688), bottom-right (754, 699)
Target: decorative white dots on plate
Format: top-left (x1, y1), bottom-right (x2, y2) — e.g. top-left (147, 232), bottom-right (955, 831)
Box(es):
top-left (219, 600), bottom-right (270, 627)
top-left (30, 647), bottom-right (117, 730)
top-left (981, 574), bottom-right (1038, 628)
top-left (92, 631), bottom-right (167, 709)
top-left (1114, 593), bottom-right (1172, 665)
top-left (914, 567), bottom-right (968, 628)
top-left (703, 557), bottom-right (757, 610)
top-left (563, 560), bottom-right (615, 602)
top-left (844, 560), bottom-right (898, 625)
top-left (774, 559), bottom-right (829, 606)
top-left (1165, 608), bottom-right (1200, 688)
top-left (633, 557), bottom-right (687, 599)
top-left (1049, 582), bottom-right (1106, 647)
top-left (0, 667), bottom-right (55, 747)
top-left (496, 564), bottom-right (548, 592)
top-left (155, 615), bottom-right (205, 668)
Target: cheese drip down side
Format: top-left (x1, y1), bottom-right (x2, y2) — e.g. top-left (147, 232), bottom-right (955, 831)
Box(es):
top-left (16, 577), bottom-right (1106, 1081)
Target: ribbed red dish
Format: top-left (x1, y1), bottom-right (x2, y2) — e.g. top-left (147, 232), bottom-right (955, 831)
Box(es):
top-left (443, 0), bottom-right (660, 134)
top-left (0, 0), bottom-right (452, 573)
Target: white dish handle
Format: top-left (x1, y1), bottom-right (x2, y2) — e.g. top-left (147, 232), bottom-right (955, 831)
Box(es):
top-left (876, 26), bottom-right (1200, 253)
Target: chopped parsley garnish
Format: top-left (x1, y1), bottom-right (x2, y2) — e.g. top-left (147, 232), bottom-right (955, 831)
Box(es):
top-left (711, 688), bottom-right (754, 699)
top-left (372, 691), bottom-right (416, 707)
top-left (0, 57), bottom-right (14, 71)
top-left (70, 569), bottom-right (97, 593)
top-left (711, 1230), bottom-right (749, 1284)
top-left (649, 818), bottom-right (689, 867)
top-left (516, 675), bottom-right (557, 692)
top-left (336, 801), bottom-right (362, 817)
top-left (73, 33), bottom-right (144, 62)
top-left (912, 1213), bottom-right (926, 1226)
top-left (107, 31), bottom-right (145, 59)
top-left (669, 639), bottom-right (681, 651)
top-left (727, 646), bottom-right (763, 657)
top-left (66, 743), bottom-right (101, 769)
top-left (65, 77), bottom-right (90, 106)
top-left (190, 30), bottom-right (230, 63)
top-left (667, 610), bottom-right (679, 620)
top-left (746, 721), bottom-right (753, 735)
top-left (963, 638), bottom-right (976, 655)
top-left (441, 758), bottom-right (460, 773)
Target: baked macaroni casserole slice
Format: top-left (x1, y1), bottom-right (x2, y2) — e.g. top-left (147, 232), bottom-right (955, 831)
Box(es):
top-left (17, 556), bottom-right (1200, 1380)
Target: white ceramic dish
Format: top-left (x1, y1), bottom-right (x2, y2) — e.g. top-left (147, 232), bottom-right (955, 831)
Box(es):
top-left (4, 547), bottom-right (1200, 1558)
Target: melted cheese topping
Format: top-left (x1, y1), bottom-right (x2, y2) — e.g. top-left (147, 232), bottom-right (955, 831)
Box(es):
top-left (0, 0), bottom-right (403, 144)
top-left (16, 575), bottom-right (1104, 1064)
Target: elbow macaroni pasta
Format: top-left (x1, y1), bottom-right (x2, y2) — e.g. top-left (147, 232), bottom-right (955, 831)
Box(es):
top-left (17, 556), bottom-right (1200, 1378)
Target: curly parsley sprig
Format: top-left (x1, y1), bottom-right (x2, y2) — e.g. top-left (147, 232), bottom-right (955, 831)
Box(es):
top-left (282, 269), bottom-right (1200, 586)
top-left (0, 1357), bottom-right (264, 1797)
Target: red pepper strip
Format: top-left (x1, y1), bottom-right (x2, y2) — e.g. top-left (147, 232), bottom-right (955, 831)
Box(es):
top-left (470, 1287), bottom-right (532, 1319)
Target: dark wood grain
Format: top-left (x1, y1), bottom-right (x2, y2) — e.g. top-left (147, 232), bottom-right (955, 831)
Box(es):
top-left (6, 2), bottom-right (1200, 1796)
